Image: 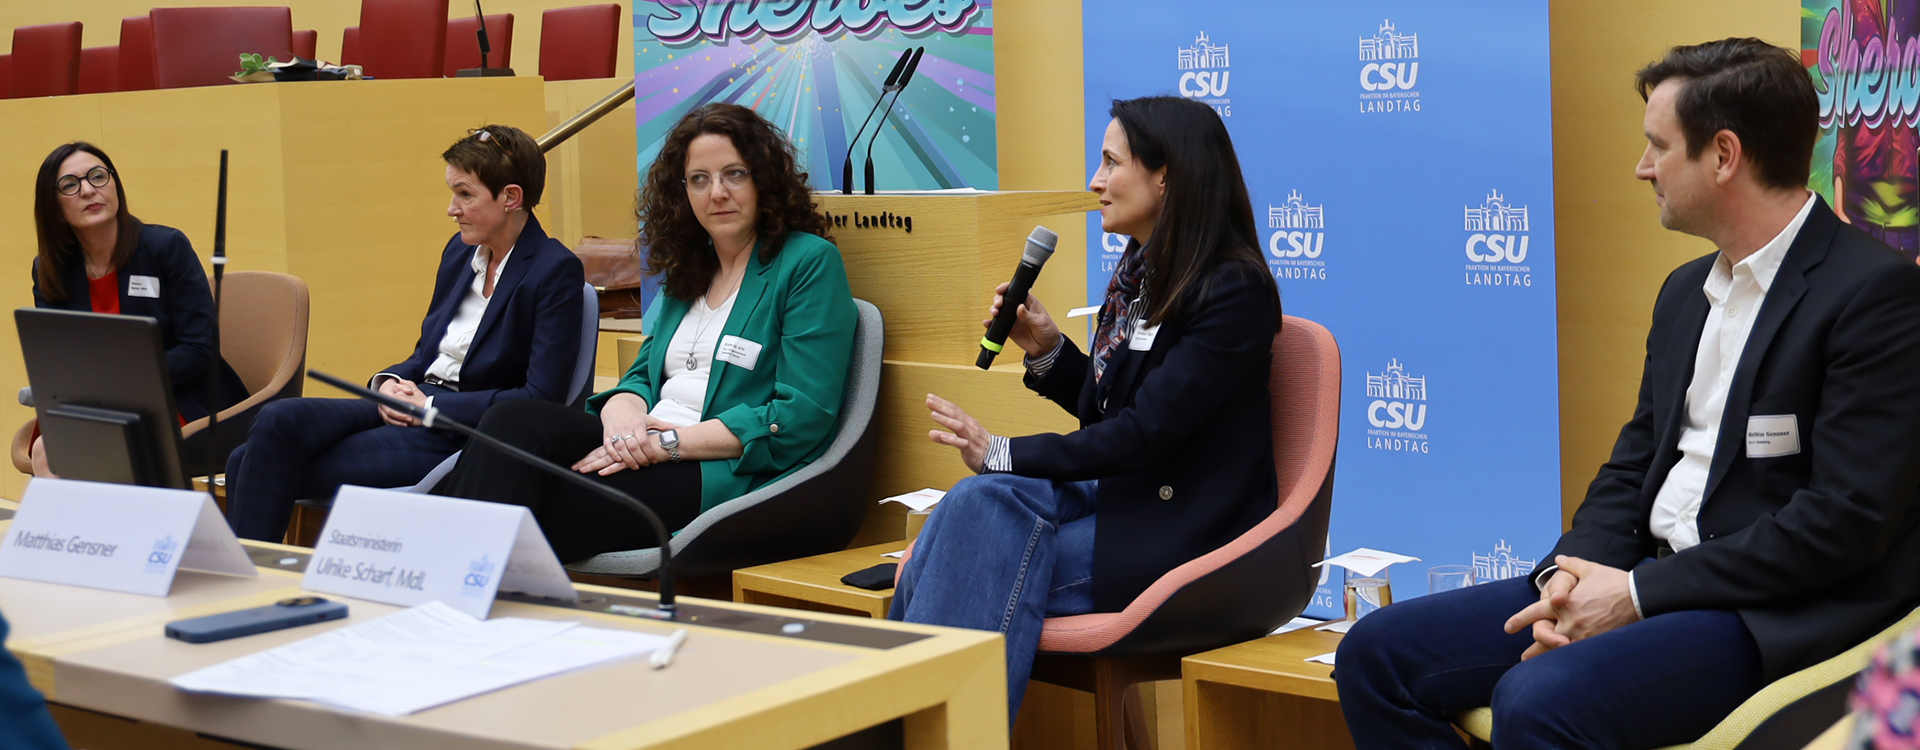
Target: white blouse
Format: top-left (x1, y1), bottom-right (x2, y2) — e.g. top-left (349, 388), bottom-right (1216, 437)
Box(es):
top-left (650, 291), bottom-right (738, 426)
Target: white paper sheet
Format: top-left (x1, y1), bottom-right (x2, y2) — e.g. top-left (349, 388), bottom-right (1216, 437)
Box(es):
top-left (1305, 651), bottom-right (1337, 666)
top-left (1313, 547), bottom-right (1421, 578)
top-left (1270, 617), bottom-right (1322, 635)
top-left (881, 550), bottom-right (905, 559)
top-left (171, 601), bottom-right (666, 716)
top-left (878, 488), bottom-right (945, 512)
top-left (1314, 619), bottom-right (1355, 634)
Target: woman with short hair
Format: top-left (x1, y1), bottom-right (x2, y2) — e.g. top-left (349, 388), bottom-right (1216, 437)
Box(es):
top-left (224, 124), bottom-right (585, 541)
top-left (438, 103), bottom-right (857, 564)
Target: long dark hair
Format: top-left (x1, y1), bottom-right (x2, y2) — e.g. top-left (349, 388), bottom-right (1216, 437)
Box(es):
top-left (636, 103), bottom-right (834, 301)
top-left (1110, 96), bottom-right (1273, 325)
top-left (34, 142), bottom-right (142, 303)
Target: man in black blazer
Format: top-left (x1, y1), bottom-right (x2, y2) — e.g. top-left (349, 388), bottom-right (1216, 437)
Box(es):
top-left (1337, 39), bottom-right (1920, 749)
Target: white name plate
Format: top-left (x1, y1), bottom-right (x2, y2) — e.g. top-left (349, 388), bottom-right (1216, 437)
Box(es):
top-left (303, 486), bottom-right (576, 619)
top-left (0, 478), bottom-right (256, 596)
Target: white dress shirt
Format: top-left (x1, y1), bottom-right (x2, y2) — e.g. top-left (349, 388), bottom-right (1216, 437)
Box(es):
top-left (1621, 191), bottom-right (1815, 615)
top-left (425, 244), bottom-right (514, 384)
top-left (650, 291), bottom-right (738, 427)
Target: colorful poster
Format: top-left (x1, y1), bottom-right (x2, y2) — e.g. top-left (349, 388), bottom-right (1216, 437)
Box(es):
top-left (1805, 0), bottom-right (1920, 260)
top-left (632, 0), bottom-right (998, 192)
top-left (1083, 1), bottom-right (1561, 617)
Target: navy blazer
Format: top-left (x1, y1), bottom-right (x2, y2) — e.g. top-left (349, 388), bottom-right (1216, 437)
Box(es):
top-left (31, 222), bottom-right (246, 422)
top-left (1541, 197), bottom-right (1920, 680)
top-left (382, 215), bottom-right (585, 427)
top-left (1015, 260), bottom-right (1282, 612)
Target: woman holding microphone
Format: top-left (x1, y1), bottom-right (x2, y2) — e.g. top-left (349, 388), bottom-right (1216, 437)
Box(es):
top-left (890, 95), bottom-right (1283, 720)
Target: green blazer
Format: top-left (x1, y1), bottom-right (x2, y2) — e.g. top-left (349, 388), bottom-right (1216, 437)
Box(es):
top-left (587, 232), bottom-right (857, 514)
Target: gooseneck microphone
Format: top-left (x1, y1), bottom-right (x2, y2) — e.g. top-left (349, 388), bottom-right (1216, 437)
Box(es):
top-left (862, 46), bottom-right (924, 196)
top-left (841, 50), bottom-right (914, 194)
top-left (305, 370), bottom-right (680, 618)
top-left (204, 150), bottom-right (228, 493)
top-left (977, 226), bottom-right (1060, 369)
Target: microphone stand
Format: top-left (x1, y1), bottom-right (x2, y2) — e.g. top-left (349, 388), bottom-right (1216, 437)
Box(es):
top-left (454, 0), bottom-right (516, 77)
top-left (305, 369), bottom-right (679, 617)
top-left (861, 47), bottom-right (924, 196)
top-left (204, 150), bottom-right (228, 495)
top-left (840, 49), bottom-right (913, 194)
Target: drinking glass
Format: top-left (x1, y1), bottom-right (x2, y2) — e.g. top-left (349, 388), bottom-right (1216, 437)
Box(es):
top-left (1344, 577), bottom-right (1393, 622)
top-left (1428, 565), bottom-right (1476, 595)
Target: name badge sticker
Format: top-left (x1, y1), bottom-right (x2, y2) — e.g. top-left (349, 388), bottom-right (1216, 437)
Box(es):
top-left (1746, 414), bottom-right (1801, 458)
top-left (716, 335), bottom-right (763, 370)
top-left (127, 275), bottom-right (161, 298)
top-left (0, 478), bottom-right (255, 597)
top-left (1128, 321), bottom-right (1161, 351)
top-left (303, 487), bottom-right (574, 618)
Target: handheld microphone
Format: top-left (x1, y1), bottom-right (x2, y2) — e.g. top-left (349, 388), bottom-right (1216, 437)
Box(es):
top-left (863, 47), bottom-right (924, 196)
top-left (977, 225), bottom-right (1060, 369)
top-left (841, 50), bottom-right (913, 194)
top-left (204, 150), bottom-right (228, 493)
top-left (305, 370), bottom-right (681, 618)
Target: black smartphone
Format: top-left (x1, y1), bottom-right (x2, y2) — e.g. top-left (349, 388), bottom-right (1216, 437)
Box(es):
top-left (164, 597), bottom-right (349, 643)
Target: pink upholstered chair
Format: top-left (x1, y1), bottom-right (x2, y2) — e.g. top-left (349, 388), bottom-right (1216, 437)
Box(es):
top-left (340, 27), bottom-right (360, 66)
top-left (117, 16), bottom-right (155, 92)
top-left (895, 315), bottom-right (1340, 748)
top-left (78, 45), bottom-right (119, 94)
top-left (355, 0), bottom-right (449, 79)
top-left (10, 22), bottom-right (83, 98)
top-left (292, 29), bottom-right (316, 60)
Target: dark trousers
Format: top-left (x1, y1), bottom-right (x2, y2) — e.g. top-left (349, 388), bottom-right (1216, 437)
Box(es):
top-left (1334, 575), bottom-right (1765, 749)
top-left (434, 399), bottom-right (703, 564)
top-left (225, 396), bottom-right (463, 542)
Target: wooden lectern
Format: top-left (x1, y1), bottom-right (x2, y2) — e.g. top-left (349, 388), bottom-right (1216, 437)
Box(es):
top-left (812, 191), bottom-right (1101, 544)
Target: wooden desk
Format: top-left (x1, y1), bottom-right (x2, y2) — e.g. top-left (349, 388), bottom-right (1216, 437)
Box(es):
top-left (1182, 627), bottom-right (1354, 750)
top-left (6, 540), bottom-right (1007, 750)
top-left (734, 542), bottom-right (906, 619)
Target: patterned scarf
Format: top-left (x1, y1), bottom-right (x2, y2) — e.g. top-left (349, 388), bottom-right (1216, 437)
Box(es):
top-left (1092, 244), bottom-right (1147, 383)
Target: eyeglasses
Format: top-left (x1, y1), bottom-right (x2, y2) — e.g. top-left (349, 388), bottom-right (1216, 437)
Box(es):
top-left (467, 128), bottom-right (514, 163)
top-left (56, 166), bottom-right (113, 197)
top-left (685, 167), bottom-right (751, 195)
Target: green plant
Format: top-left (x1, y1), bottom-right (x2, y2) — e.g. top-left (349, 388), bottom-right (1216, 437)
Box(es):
top-left (235, 53), bottom-right (279, 77)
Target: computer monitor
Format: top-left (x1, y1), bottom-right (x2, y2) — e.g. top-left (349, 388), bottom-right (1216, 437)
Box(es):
top-left (16, 308), bottom-right (188, 489)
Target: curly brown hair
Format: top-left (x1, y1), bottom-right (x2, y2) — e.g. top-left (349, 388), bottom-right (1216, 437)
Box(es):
top-left (637, 103), bottom-right (833, 300)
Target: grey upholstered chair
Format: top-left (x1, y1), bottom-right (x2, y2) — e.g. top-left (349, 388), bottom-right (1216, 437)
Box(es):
top-left (565, 298), bottom-right (883, 580)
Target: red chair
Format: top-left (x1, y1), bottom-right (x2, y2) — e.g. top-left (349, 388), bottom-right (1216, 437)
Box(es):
top-left (292, 29), bottom-right (316, 60)
top-left (150, 7), bottom-right (294, 89)
top-left (898, 316), bottom-right (1341, 750)
top-left (444, 13), bottom-right (512, 76)
top-left (0, 55), bottom-right (12, 100)
top-left (78, 46), bottom-right (118, 94)
top-left (10, 22), bottom-right (83, 98)
top-left (356, 0), bottom-right (448, 79)
top-left (540, 4), bottom-right (619, 81)
top-left (117, 16), bottom-right (155, 92)
top-left (340, 26), bottom-right (359, 66)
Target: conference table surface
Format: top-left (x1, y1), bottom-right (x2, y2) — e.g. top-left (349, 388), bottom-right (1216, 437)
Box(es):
top-left (0, 537), bottom-right (1008, 750)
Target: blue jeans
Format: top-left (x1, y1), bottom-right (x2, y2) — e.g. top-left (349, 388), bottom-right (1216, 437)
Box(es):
top-left (1334, 575), bottom-right (1765, 749)
top-left (889, 474), bottom-right (1097, 722)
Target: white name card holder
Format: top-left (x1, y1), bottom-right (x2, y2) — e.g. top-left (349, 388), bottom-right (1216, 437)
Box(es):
top-left (0, 478), bottom-right (257, 596)
top-left (303, 486), bottom-right (576, 619)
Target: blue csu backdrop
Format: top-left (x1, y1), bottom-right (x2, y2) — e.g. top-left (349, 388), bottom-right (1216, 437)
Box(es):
top-left (1083, 0), bottom-right (1561, 617)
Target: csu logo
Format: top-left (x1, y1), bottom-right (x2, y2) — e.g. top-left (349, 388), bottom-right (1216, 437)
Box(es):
top-left (460, 554), bottom-right (496, 596)
top-left (1266, 190), bottom-right (1327, 281)
top-left (144, 534), bottom-right (178, 573)
top-left (1463, 190), bottom-right (1534, 287)
top-left (1365, 359), bottom-right (1430, 454)
top-left (1358, 20), bottom-right (1421, 113)
top-left (1176, 32), bottom-right (1232, 117)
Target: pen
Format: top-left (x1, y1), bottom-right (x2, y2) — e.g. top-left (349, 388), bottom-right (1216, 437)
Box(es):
top-left (651, 628), bottom-right (688, 669)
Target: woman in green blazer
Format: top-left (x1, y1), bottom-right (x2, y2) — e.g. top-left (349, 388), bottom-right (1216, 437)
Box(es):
top-left (438, 103), bottom-right (856, 562)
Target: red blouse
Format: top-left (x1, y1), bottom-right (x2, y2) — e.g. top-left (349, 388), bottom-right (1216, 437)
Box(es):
top-left (87, 271), bottom-right (118, 315)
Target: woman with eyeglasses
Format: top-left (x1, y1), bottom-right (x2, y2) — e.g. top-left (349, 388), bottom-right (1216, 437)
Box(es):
top-left (27, 141), bottom-right (247, 478)
top-left (222, 124), bottom-right (585, 542)
top-left (435, 103), bottom-right (856, 563)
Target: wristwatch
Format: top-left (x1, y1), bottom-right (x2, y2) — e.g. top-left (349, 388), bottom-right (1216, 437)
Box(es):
top-left (658, 429), bottom-right (682, 463)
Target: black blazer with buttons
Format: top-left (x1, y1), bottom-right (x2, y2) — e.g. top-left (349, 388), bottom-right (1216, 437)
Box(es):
top-left (31, 222), bottom-right (246, 422)
top-left (1538, 196), bottom-right (1920, 680)
top-left (1013, 259), bottom-right (1281, 612)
